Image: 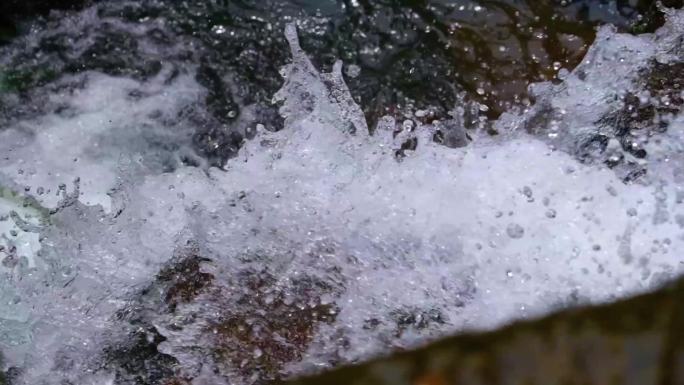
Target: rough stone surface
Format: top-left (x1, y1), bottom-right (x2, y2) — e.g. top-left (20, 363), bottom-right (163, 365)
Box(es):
top-left (283, 278), bottom-right (684, 385)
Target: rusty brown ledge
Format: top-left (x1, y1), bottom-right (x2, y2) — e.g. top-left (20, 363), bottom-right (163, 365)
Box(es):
top-left (282, 279), bottom-right (684, 385)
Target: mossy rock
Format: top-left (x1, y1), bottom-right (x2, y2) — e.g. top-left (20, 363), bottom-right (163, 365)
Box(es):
top-left (0, 185), bottom-right (51, 221)
top-left (0, 68), bottom-right (59, 94)
top-left (283, 279), bottom-right (684, 385)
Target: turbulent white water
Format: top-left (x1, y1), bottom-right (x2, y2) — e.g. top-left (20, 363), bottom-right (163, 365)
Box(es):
top-left (0, 8), bottom-right (683, 385)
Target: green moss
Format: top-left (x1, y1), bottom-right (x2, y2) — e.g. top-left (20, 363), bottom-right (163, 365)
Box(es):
top-left (0, 67), bottom-right (59, 94)
top-left (0, 185), bottom-right (51, 221)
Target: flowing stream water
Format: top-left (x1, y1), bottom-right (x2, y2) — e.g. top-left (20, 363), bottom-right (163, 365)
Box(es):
top-left (0, 1), bottom-right (683, 384)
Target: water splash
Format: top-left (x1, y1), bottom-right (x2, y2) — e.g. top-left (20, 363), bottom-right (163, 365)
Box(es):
top-left (0, 11), bottom-right (683, 385)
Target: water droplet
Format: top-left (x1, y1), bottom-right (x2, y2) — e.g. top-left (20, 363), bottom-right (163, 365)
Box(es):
top-left (211, 25), bottom-right (227, 35)
top-left (506, 223), bottom-right (525, 239)
top-left (345, 64), bottom-right (361, 78)
top-left (253, 348), bottom-right (263, 358)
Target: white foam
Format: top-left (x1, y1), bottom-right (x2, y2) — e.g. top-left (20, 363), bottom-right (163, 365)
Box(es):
top-left (0, 71), bottom-right (202, 212)
top-left (0, 10), bottom-right (683, 385)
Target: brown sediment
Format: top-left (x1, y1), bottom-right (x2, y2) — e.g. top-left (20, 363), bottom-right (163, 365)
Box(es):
top-left (208, 269), bottom-right (340, 382)
top-left (156, 245), bottom-right (215, 311)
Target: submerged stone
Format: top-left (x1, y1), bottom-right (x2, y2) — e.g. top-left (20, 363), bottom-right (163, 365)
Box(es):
top-left (284, 277), bottom-right (684, 385)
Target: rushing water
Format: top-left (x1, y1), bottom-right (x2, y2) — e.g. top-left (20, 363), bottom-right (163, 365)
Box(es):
top-left (0, 1), bottom-right (674, 139)
top-left (0, 1), bottom-right (683, 385)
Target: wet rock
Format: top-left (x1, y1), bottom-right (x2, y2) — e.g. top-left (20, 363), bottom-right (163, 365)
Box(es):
top-left (595, 60), bottom-right (684, 180)
top-left (390, 308), bottom-right (448, 338)
top-left (156, 251), bottom-right (214, 312)
top-left (0, 0), bottom-right (293, 167)
top-left (0, 0), bottom-right (89, 19)
top-left (65, 29), bottom-right (163, 80)
top-left (2, 0), bottom-right (674, 165)
top-left (298, 0), bottom-right (648, 124)
top-left (630, 0), bottom-right (684, 33)
top-left (98, 242), bottom-right (212, 385)
top-left (101, 326), bottom-right (180, 385)
top-left (433, 119), bottom-right (469, 149)
top-left (507, 12), bottom-right (684, 184)
top-left (394, 137), bottom-right (419, 160)
top-left (0, 0), bottom-right (93, 46)
top-left (0, 0), bottom-right (91, 44)
top-left (0, 364), bottom-right (21, 385)
top-left (209, 270), bottom-right (340, 382)
top-left (600, 62), bottom-right (684, 150)
top-left (99, 243), bottom-right (343, 384)
top-left (284, 278), bottom-right (684, 385)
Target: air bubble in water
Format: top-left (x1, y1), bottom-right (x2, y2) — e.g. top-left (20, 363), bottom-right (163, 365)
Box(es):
top-left (506, 223), bottom-right (525, 239)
